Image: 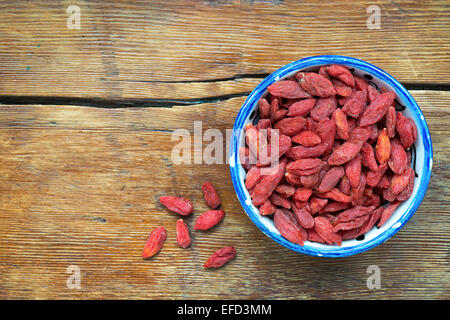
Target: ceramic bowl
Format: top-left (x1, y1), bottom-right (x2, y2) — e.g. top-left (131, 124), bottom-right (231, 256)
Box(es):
top-left (229, 55), bottom-right (433, 257)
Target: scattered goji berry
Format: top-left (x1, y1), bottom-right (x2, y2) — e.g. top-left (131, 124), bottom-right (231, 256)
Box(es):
top-left (160, 196), bottom-right (193, 216)
top-left (204, 246), bottom-right (236, 268)
top-left (202, 182), bottom-right (221, 209)
top-left (142, 226), bottom-right (167, 259)
top-left (176, 219), bottom-right (191, 248)
top-left (194, 210), bottom-right (225, 230)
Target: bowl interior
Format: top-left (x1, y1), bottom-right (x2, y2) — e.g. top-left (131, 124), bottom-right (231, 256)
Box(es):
top-left (230, 56), bottom-right (433, 257)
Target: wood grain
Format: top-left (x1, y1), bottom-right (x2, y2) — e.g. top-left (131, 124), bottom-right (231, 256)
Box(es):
top-left (0, 0), bottom-right (449, 100)
top-left (0, 90), bottom-right (448, 299)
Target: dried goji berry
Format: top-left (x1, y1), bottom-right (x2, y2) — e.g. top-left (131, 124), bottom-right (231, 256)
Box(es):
top-left (351, 172), bottom-right (367, 206)
top-left (325, 64), bottom-right (356, 88)
top-left (292, 130), bottom-right (322, 146)
top-left (257, 132), bottom-right (292, 167)
top-left (309, 197), bottom-right (329, 214)
top-left (375, 128), bottom-right (391, 165)
top-left (396, 112), bottom-right (417, 149)
top-left (204, 246), bottom-right (236, 268)
top-left (307, 228), bottom-right (326, 243)
top-left (354, 76), bottom-right (369, 91)
top-left (285, 171), bottom-right (302, 186)
top-left (300, 173), bottom-right (320, 188)
top-left (366, 163), bottom-right (388, 187)
top-left (323, 201), bottom-right (351, 213)
top-left (286, 158), bottom-right (324, 176)
top-left (361, 142), bottom-right (379, 172)
top-left (202, 182), bottom-right (221, 209)
top-left (333, 215), bottom-right (370, 232)
top-left (176, 219), bottom-right (191, 248)
top-left (250, 158), bottom-right (288, 206)
top-left (194, 210), bottom-right (225, 230)
top-left (287, 98), bottom-right (317, 117)
top-left (339, 175), bottom-right (352, 195)
top-left (328, 139), bottom-right (364, 165)
top-left (385, 106), bottom-right (397, 138)
top-left (293, 187), bottom-right (313, 202)
top-left (256, 118), bottom-right (272, 130)
top-left (342, 90), bottom-right (367, 118)
top-left (345, 154), bottom-right (362, 188)
top-left (292, 201), bottom-right (315, 229)
top-left (390, 169), bottom-right (412, 195)
top-left (245, 166), bottom-right (263, 190)
top-left (357, 206), bottom-right (384, 236)
top-left (267, 80), bottom-right (312, 99)
top-left (341, 228), bottom-right (362, 240)
top-left (359, 92), bottom-right (396, 126)
top-left (274, 116), bottom-right (306, 136)
top-left (396, 168), bottom-right (415, 201)
top-left (332, 108), bottom-right (349, 140)
top-left (388, 139), bottom-right (408, 175)
top-left (349, 126), bottom-right (371, 142)
top-left (314, 216), bottom-right (342, 245)
top-left (332, 78), bottom-right (353, 97)
top-left (142, 226), bottom-right (167, 259)
top-left (270, 192), bottom-right (292, 209)
top-left (273, 209), bottom-right (306, 246)
top-left (367, 85), bottom-right (379, 103)
top-left (239, 146), bottom-right (252, 171)
top-left (335, 205), bottom-right (375, 224)
top-left (259, 199), bottom-right (276, 215)
top-left (275, 184), bottom-right (296, 198)
top-left (295, 72), bottom-right (337, 97)
top-left (160, 196), bottom-right (193, 216)
top-left (310, 96), bottom-right (338, 121)
top-left (317, 187), bottom-right (352, 203)
top-left (258, 97), bottom-right (271, 119)
top-left (378, 201), bottom-right (401, 227)
top-left (317, 166), bottom-right (345, 193)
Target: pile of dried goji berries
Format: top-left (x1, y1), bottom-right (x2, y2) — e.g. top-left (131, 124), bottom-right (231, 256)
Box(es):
top-left (240, 64), bottom-right (417, 246)
top-left (142, 182), bottom-right (236, 268)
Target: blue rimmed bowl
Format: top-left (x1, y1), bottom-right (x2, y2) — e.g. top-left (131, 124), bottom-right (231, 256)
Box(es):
top-left (229, 55), bottom-right (433, 257)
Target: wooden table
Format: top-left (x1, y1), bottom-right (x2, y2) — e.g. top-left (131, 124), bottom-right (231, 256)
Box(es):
top-left (0, 0), bottom-right (448, 300)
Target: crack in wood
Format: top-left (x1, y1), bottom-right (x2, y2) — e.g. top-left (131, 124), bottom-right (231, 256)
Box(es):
top-left (0, 92), bottom-right (251, 108)
top-left (0, 79), bottom-right (448, 109)
top-left (115, 73), bottom-right (271, 84)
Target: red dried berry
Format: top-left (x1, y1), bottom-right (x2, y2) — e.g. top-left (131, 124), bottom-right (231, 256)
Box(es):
top-left (295, 72), bottom-right (337, 97)
top-left (314, 216), bottom-right (342, 245)
top-left (292, 130), bottom-right (322, 147)
top-left (287, 98), bottom-right (317, 117)
top-left (160, 196), bottom-right (193, 216)
top-left (204, 246), bottom-right (236, 268)
top-left (176, 219), bottom-right (191, 248)
top-left (317, 166), bottom-right (345, 193)
top-left (142, 227), bottom-right (167, 259)
top-left (273, 209), bottom-right (306, 246)
top-left (267, 80), bottom-right (312, 99)
top-left (194, 210), bottom-right (225, 230)
top-left (325, 64), bottom-right (356, 88)
top-left (202, 182), bottom-right (221, 209)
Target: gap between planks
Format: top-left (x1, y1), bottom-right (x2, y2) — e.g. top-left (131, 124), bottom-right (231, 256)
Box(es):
top-left (0, 77), bottom-right (449, 109)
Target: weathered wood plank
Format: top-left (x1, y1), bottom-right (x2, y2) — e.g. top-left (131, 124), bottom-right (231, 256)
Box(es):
top-left (0, 0), bottom-right (449, 100)
top-left (0, 90), bottom-right (448, 299)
